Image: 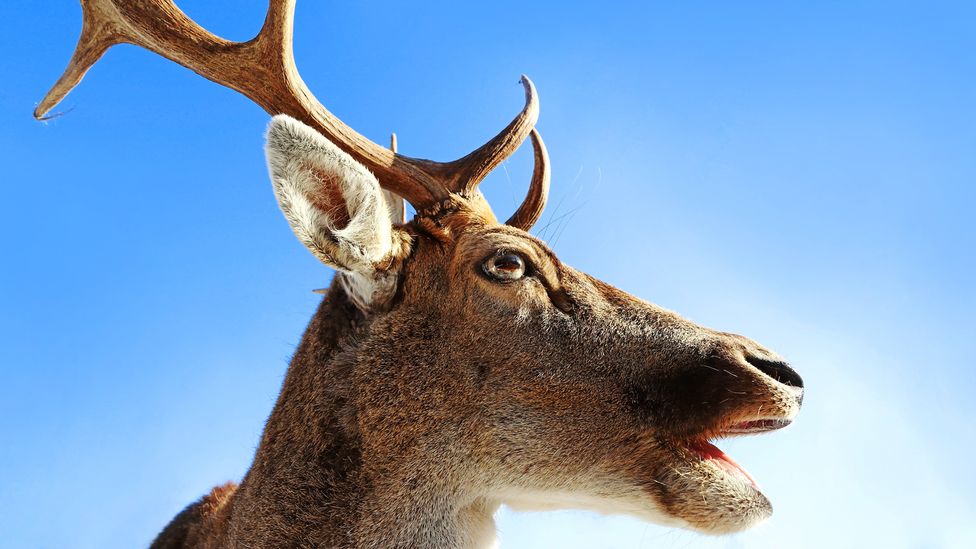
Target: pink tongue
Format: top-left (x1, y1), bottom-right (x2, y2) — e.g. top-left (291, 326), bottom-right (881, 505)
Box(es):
top-left (689, 440), bottom-right (759, 488)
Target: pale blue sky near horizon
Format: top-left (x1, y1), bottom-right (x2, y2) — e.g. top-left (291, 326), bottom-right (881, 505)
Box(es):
top-left (1, 1), bottom-right (974, 548)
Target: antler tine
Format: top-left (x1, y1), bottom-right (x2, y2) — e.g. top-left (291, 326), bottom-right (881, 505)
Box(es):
top-left (36, 0), bottom-right (239, 120)
top-left (505, 128), bottom-right (551, 230)
top-left (445, 76), bottom-right (540, 195)
top-left (34, 0), bottom-right (118, 121)
top-left (36, 0), bottom-right (544, 214)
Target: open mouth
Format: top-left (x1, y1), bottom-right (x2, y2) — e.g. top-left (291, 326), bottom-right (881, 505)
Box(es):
top-left (685, 418), bottom-right (793, 490)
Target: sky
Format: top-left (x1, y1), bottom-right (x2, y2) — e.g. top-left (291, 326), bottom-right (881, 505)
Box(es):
top-left (1, 1), bottom-right (974, 547)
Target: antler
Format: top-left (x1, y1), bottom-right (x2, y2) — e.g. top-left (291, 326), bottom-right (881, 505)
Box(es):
top-left (37, 0), bottom-right (551, 226)
top-left (505, 129), bottom-right (550, 230)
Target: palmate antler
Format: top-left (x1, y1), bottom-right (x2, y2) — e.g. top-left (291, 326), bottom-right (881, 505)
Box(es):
top-left (37, 0), bottom-right (550, 229)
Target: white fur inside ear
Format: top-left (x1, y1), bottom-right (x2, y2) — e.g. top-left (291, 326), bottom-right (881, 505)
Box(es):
top-left (264, 114), bottom-right (395, 273)
top-left (382, 189), bottom-right (406, 225)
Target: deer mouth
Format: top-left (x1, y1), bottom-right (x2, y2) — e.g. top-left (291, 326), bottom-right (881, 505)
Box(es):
top-left (687, 439), bottom-right (759, 487)
top-left (684, 418), bottom-right (793, 490)
top-left (634, 416), bottom-right (796, 534)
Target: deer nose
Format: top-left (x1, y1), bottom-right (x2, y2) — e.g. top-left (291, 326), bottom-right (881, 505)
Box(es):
top-left (746, 355), bottom-right (804, 390)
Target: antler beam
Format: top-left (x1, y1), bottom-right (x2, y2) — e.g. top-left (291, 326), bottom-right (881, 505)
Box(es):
top-left (37, 0), bottom-right (548, 218)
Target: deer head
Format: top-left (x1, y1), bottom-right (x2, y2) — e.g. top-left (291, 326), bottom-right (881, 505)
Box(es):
top-left (41, 1), bottom-right (804, 546)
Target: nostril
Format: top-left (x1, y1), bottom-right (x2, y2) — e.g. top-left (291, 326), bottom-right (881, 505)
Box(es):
top-left (747, 356), bottom-right (804, 389)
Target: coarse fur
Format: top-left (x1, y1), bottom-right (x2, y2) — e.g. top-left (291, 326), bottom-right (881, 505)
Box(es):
top-left (151, 116), bottom-right (803, 548)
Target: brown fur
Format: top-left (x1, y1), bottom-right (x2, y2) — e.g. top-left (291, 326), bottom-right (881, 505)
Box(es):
top-left (151, 196), bottom-right (803, 548)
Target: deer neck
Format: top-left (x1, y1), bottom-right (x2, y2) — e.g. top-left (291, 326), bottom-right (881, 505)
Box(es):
top-left (228, 278), bottom-right (499, 548)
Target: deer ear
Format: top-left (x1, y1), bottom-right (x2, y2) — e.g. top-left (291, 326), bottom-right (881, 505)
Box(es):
top-left (264, 114), bottom-right (404, 272)
top-left (265, 115), bottom-right (408, 309)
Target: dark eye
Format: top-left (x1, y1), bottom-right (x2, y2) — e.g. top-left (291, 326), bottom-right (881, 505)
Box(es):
top-left (483, 252), bottom-right (527, 281)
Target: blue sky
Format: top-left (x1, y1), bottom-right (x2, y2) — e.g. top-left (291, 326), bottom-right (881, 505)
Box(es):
top-left (1, 1), bottom-right (974, 547)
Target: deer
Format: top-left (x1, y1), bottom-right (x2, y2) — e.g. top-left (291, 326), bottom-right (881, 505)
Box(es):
top-left (37, 1), bottom-right (804, 548)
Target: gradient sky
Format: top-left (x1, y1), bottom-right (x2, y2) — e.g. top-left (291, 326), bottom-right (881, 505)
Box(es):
top-left (2, 1), bottom-right (974, 548)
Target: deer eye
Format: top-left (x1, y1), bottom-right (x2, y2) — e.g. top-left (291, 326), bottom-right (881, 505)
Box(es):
top-left (483, 252), bottom-right (527, 281)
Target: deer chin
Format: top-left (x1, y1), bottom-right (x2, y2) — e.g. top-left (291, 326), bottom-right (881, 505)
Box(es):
top-left (648, 418), bottom-right (794, 534)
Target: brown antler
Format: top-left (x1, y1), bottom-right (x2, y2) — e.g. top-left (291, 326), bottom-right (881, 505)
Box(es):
top-left (505, 129), bottom-right (551, 230)
top-left (36, 0), bottom-right (550, 223)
